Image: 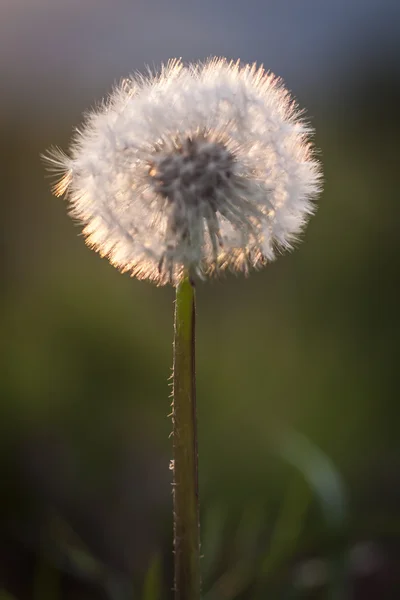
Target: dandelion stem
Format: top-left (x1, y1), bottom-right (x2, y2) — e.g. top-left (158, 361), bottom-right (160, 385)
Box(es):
top-left (172, 275), bottom-right (201, 600)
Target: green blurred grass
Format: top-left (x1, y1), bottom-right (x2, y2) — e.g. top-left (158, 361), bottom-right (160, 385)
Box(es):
top-left (0, 73), bottom-right (399, 598)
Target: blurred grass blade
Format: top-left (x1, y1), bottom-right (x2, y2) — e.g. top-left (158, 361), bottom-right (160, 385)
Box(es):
top-left (0, 591), bottom-right (17, 600)
top-left (233, 503), bottom-right (265, 557)
top-left (259, 474), bottom-right (310, 579)
top-left (274, 427), bottom-right (349, 600)
top-left (203, 504), bottom-right (266, 600)
top-left (142, 554), bottom-right (163, 600)
top-left (275, 428), bottom-right (347, 529)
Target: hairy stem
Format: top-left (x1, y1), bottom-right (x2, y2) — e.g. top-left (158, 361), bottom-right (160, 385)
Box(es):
top-left (172, 276), bottom-right (201, 600)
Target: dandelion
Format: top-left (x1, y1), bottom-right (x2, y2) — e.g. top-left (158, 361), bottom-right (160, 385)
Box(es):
top-left (44, 58), bottom-right (322, 600)
top-left (45, 58), bottom-right (321, 285)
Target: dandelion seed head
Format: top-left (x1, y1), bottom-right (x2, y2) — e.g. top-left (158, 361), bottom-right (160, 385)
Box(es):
top-left (44, 58), bottom-right (322, 285)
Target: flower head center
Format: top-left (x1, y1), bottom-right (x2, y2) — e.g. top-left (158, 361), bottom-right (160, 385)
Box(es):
top-left (149, 137), bottom-right (234, 205)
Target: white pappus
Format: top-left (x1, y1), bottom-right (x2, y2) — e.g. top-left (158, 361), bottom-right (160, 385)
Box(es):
top-left (45, 58), bottom-right (322, 285)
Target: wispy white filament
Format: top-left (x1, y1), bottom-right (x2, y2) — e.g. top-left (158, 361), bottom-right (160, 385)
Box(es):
top-left (45, 58), bottom-right (322, 285)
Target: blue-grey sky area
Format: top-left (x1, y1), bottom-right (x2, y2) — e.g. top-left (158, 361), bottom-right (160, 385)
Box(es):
top-left (1, 0), bottom-right (399, 116)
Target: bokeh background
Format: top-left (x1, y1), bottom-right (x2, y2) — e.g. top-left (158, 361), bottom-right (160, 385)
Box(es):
top-left (1, 1), bottom-right (399, 598)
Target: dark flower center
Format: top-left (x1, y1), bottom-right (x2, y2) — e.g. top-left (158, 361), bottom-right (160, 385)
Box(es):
top-left (149, 137), bottom-right (234, 205)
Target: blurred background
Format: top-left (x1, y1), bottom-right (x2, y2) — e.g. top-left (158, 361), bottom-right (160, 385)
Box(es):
top-left (1, 1), bottom-right (399, 598)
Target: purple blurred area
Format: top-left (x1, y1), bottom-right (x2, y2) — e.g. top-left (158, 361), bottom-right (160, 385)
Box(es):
top-left (1, 0), bottom-right (400, 115)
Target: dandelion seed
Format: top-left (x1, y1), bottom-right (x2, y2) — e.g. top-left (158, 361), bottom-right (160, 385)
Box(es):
top-left (44, 58), bottom-right (322, 285)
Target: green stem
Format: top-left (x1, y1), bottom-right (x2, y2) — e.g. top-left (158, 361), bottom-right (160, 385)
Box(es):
top-left (172, 276), bottom-right (201, 600)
